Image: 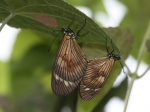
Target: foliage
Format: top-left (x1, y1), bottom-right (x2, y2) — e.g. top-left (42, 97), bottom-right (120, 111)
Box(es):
top-left (0, 0), bottom-right (149, 112)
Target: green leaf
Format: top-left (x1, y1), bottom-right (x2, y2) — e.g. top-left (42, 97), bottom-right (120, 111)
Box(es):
top-left (9, 29), bottom-right (61, 111)
top-left (0, 1), bottom-right (135, 111)
top-left (11, 30), bottom-right (49, 61)
top-left (93, 77), bottom-right (128, 112)
top-left (0, 0), bottom-right (119, 52)
top-left (0, 61), bottom-right (11, 95)
top-left (65, 0), bottom-right (106, 13)
top-left (76, 27), bottom-right (133, 112)
top-left (120, 0), bottom-right (150, 59)
top-left (146, 39), bottom-right (150, 53)
top-left (10, 29), bottom-right (56, 97)
top-left (103, 27), bottom-right (134, 58)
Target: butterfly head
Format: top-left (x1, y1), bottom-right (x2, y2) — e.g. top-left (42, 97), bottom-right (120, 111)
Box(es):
top-left (108, 53), bottom-right (121, 61)
top-left (62, 28), bottom-right (76, 38)
top-left (113, 54), bottom-right (121, 60)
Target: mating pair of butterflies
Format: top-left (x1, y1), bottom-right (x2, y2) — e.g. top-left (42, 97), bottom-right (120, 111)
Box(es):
top-left (51, 26), bottom-right (121, 101)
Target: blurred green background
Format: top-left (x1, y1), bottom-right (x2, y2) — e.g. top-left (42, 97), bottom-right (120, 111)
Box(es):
top-left (0, 0), bottom-right (150, 112)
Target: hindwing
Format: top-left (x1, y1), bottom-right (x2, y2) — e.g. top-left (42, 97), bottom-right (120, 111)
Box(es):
top-left (79, 57), bottom-right (115, 101)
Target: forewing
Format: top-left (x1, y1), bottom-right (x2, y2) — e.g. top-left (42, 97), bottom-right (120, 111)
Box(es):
top-left (52, 35), bottom-right (87, 96)
top-left (79, 57), bottom-right (115, 101)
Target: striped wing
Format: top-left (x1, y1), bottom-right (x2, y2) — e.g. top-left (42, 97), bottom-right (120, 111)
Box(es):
top-left (79, 57), bottom-right (115, 101)
top-left (52, 34), bottom-right (87, 96)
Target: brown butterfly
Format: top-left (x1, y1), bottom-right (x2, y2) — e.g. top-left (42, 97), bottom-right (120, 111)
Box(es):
top-left (52, 21), bottom-right (88, 96)
top-left (79, 40), bottom-right (122, 101)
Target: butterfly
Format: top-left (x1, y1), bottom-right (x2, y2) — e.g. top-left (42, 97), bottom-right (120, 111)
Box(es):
top-left (79, 39), bottom-right (123, 101)
top-left (52, 19), bottom-right (88, 96)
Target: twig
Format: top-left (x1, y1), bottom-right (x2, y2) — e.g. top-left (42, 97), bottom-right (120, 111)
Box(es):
top-left (123, 20), bottom-right (150, 112)
top-left (0, 13), bottom-right (15, 32)
top-left (124, 63), bottom-right (132, 77)
top-left (138, 65), bottom-right (150, 79)
top-left (135, 20), bottom-right (150, 73)
top-left (123, 75), bottom-right (137, 112)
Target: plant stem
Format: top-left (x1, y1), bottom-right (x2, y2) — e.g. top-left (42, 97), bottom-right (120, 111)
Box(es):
top-left (135, 20), bottom-right (150, 73)
top-left (138, 65), bottom-right (150, 79)
top-left (123, 75), bottom-right (137, 112)
top-left (123, 20), bottom-right (150, 112)
top-left (0, 13), bottom-right (15, 32)
top-left (124, 63), bottom-right (132, 77)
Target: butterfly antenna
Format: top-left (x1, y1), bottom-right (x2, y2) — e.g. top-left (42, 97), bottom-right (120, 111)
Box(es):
top-left (76, 18), bottom-right (86, 36)
top-left (48, 37), bottom-right (57, 53)
top-left (117, 47), bottom-right (121, 55)
top-left (68, 14), bottom-right (75, 28)
top-left (48, 32), bottom-right (61, 53)
top-left (74, 24), bottom-right (78, 30)
top-left (110, 39), bottom-right (115, 54)
top-left (53, 29), bottom-right (61, 33)
top-left (105, 37), bottom-right (109, 54)
top-left (119, 60), bottom-right (128, 76)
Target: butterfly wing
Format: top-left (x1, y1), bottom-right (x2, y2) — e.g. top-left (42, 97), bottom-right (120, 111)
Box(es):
top-left (79, 57), bottom-right (115, 101)
top-left (52, 34), bottom-right (87, 96)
